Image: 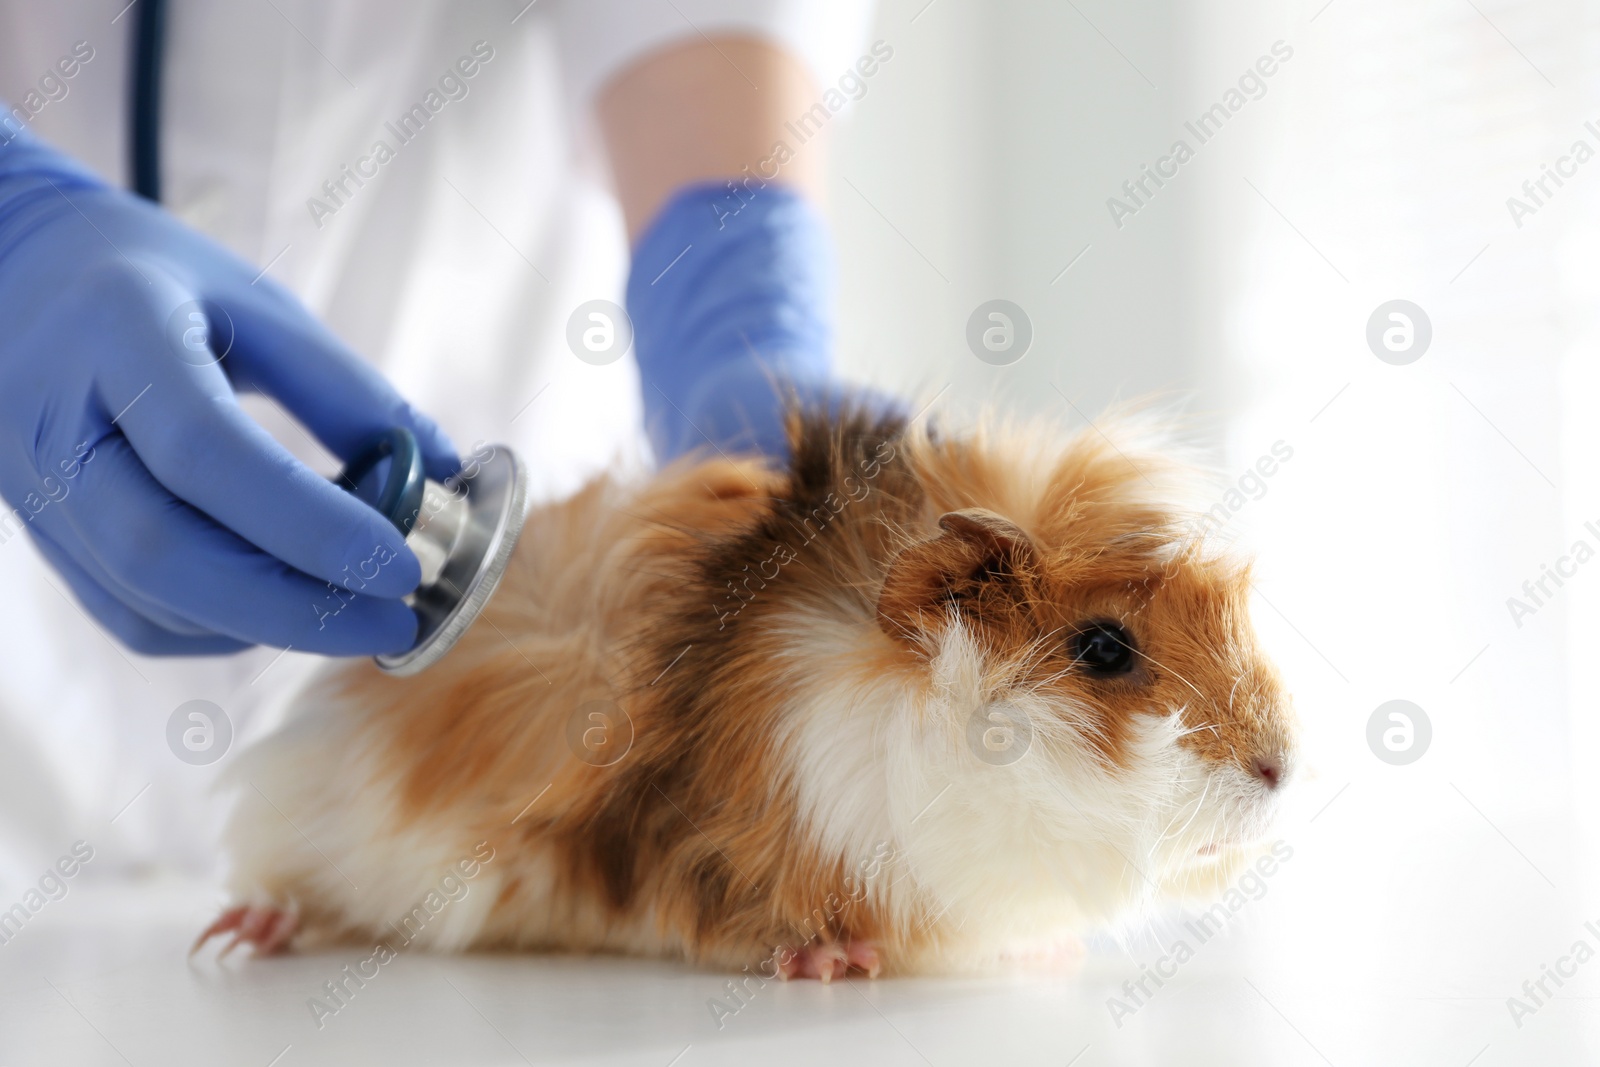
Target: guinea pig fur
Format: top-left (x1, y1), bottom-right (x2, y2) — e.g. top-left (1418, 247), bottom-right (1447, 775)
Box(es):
top-left (202, 405), bottom-right (1297, 979)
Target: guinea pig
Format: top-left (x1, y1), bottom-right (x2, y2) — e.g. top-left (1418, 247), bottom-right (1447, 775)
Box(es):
top-left (198, 404), bottom-right (1297, 980)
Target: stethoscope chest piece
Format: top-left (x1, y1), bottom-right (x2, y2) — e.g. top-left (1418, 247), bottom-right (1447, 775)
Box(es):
top-left (340, 428), bottom-right (529, 676)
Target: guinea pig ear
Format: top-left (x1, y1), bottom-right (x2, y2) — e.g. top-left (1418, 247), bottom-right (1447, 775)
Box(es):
top-left (876, 508), bottom-right (1038, 640)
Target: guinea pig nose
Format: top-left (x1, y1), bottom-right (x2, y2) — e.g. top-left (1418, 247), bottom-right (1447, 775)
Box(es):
top-left (1252, 754), bottom-right (1287, 790)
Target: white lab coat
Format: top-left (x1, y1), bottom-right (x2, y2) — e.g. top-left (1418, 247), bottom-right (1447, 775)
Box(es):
top-left (0, 0), bottom-right (871, 881)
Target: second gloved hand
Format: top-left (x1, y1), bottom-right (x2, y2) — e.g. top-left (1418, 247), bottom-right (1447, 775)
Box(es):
top-left (0, 129), bottom-right (458, 656)
top-left (627, 180), bottom-right (837, 462)
top-left (627, 179), bottom-right (904, 463)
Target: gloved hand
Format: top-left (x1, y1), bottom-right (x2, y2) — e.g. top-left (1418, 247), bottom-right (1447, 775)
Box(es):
top-left (0, 128), bottom-right (458, 656)
top-left (626, 180), bottom-right (845, 462)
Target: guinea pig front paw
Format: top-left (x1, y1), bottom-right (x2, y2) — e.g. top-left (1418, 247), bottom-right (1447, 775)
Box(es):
top-left (776, 939), bottom-right (883, 982)
top-left (191, 903), bottom-right (300, 958)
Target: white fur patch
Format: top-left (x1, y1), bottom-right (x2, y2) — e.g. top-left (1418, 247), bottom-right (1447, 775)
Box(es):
top-left (773, 606), bottom-right (1284, 967)
top-left (220, 679), bottom-right (501, 951)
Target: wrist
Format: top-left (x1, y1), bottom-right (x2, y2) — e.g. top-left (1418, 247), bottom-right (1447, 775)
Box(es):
top-left (626, 179), bottom-right (836, 461)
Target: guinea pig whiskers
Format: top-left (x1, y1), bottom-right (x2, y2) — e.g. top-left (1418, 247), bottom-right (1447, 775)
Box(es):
top-left (1150, 776), bottom-right (1210, 857)
top-left (1172, 717), bottom-right (1221, 740)
top-left (1227, 672), bottom-right (1246, 715)
top-left (1129, 645), bottom-right (1212, 712)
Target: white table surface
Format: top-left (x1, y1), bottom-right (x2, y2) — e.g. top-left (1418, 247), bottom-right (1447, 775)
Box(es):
top-left (2, 795), bottom-right (1595, 1067)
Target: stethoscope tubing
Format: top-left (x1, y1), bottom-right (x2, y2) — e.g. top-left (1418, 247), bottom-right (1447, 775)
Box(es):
top-left (131, 0), bottom-right (166, 201)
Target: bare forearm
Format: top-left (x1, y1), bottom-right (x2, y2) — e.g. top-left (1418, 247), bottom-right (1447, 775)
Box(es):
top-left (597, 36), bottom-right (825, 242)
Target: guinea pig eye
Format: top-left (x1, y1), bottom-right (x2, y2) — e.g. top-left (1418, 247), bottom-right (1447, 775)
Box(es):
top-left (1069, 622), bottom-right (1136, 676)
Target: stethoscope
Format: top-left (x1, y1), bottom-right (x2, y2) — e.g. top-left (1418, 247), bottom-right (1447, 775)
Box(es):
top-left (129, 3), bottom-right (530, 674)
top-left (341, 428), bottom-right (529, 677)
top-left (130, 0), bottom-right (165, 201)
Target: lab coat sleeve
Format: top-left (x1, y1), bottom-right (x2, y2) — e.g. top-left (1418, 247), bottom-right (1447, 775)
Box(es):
top-left (553, 0), bottom-right (878, 105)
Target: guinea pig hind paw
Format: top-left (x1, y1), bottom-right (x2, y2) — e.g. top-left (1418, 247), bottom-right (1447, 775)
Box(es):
top-left (842, 940), bottom-right (884, 979)
top-left (777, 940), bottom-right (883, 982)
top-left (192, 904), bottom-right (299, 958)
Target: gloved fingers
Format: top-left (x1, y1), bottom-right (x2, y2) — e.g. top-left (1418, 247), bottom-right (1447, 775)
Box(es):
top-left (56, 434), bottom-right (420, 655)
top-left (28, 504), bottom-right (229, 638)
top-left (107, 354), bottom-right (424, 599)
top-left (26, 527), bottom-right (251, 657)
top-left (218, 281), bottom-right (460, 482)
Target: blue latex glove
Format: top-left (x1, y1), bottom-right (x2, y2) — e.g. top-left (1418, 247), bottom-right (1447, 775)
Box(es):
top-left (0, 128), bottom-right (458, 656)
top-left (626, 180), bottom-right (837, 462)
